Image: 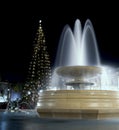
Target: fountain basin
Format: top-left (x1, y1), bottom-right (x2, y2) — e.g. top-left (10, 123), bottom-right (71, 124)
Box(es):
top-left (56, 66), bottom-right (102, 79)
top-left (37, 90), bottom-right (119, 119)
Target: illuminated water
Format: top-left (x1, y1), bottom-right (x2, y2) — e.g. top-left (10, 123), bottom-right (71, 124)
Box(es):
top-left (50, 19), bottom-right (119, 90)
top-left (55, 19), bottom-right (100, 67)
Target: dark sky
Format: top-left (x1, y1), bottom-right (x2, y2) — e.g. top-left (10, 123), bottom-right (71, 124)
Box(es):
top-left (0, 3), bottom-right (119, 83)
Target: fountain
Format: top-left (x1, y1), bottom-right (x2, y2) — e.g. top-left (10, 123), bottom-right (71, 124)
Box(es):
top-left (37, 19), bottom-right (119, 119)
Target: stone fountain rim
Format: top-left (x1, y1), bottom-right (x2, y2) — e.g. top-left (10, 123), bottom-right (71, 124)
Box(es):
top-left (55, 65), bottom-right (102, 78)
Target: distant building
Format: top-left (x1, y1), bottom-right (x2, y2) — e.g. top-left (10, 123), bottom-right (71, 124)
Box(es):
top-left (0, 81), bottom-right (11, 109)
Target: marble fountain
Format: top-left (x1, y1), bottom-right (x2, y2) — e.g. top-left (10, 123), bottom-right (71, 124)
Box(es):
top-left (37, 19), bottom-right (119, 119)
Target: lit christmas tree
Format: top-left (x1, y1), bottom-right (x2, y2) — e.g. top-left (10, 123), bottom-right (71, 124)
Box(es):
top-left (21, 20), bottom-right (51, 108)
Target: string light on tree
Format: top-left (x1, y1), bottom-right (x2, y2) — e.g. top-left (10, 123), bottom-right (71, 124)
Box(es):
top-left (21, 20), bottom-right (51, 108)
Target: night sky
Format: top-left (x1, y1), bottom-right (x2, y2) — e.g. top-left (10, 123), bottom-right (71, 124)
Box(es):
top-left (32, 13), bottom-right (119, 68)
top-left (0, 4), bottom-right (119, 83)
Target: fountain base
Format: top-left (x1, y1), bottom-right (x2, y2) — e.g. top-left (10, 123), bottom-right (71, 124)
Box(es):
top-left (37, 90), bottom-right (119, 119)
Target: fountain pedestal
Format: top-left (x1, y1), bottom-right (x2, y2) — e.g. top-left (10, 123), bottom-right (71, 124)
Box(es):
top-left (37, 90), bottom-right (119, 119)
top-left (37, 66), bottom-right (119, 119)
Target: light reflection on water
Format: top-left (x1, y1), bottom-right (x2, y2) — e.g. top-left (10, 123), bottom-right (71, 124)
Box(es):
top-left (0, 112), bottom-right (119, 130)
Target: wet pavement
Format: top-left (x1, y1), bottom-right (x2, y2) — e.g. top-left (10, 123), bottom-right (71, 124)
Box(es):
top-left (0, 111), bottom-right (119, 130)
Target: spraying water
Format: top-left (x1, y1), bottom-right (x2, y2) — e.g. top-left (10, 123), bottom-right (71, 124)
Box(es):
top-left (54, 19), bottom-right (100, 67)
top-left (49, 19), bottom-right (119, 90)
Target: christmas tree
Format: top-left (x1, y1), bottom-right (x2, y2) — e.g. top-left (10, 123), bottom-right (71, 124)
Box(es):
top-left (21, 20), bottom-right (51, 108)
